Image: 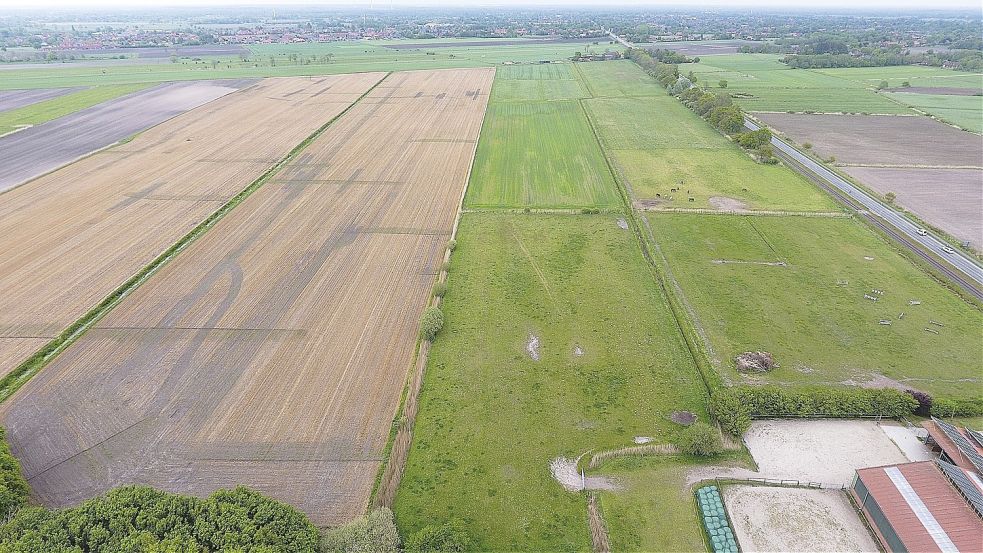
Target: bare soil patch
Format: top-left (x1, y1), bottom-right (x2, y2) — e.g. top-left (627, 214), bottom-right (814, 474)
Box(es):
top-left (527, 334), bottom-right (541, 361)
top-left (0, 69), bottom-right (494, 525)
top-left (842, 166), bottom-right (982, 248)
top-left (755, 113), bottom-right (982, 167)
top-left (709, 196), bottom-right (749, 212)
top-left (725, 486), bottom-right (878, 553)
top-left (670, 411), bottom-right (697, 425)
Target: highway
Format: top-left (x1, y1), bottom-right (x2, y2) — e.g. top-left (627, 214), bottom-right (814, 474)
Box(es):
top-left (746, 119), bottom-right (983, 296)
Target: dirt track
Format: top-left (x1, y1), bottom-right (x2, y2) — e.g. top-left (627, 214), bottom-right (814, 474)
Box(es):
top-left (0, 79), bottom-right (260, 192)
top-left (0, 74), bottom-right (385, 377)
top-left (0, 68), bottom-right (494, 526)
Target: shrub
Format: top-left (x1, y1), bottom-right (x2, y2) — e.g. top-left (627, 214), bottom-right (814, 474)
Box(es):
top-left (419, 307), bottom-right (444, 342)
top-left (0, 429), bottom-right (28, 521)
top-left (803, 142), bottom-right (812, 149)
top-left (710, 390), bottom-right (752, 436)
top-left (677, 422), bottom-right (722, 456)
top-left (440, 261), bottom-right (451, 273)
top-left (405, 521), bottom-right (473, 553)
top-left (714, 386), bottom-right (917, 422)
top-left (736, 128), bottom-right (772, 150)
top-left (321, 508), bottom-right (400, 553)
top-left (446, 239), bottom-right (457, 252)
top-left (884, 192), bottom-right (896, 204)
top-left (432, 281), bottom-right (448, 299)
top-left (905, 390), bottom-right (933, 417)
top-left (931, 397), bottom-right (983, 418)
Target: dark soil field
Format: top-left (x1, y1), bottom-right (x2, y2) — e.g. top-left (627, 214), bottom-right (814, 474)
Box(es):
top-left (0, 68), bottom-right (493, 526)
top-left (843, 166), bottom-right (983, 248)
top-left (0, 79), bottom-right (257, 192)
top-left (0, 87), bottom-right (82, 113)
top-left (755, 113), bottom-right (982, 167)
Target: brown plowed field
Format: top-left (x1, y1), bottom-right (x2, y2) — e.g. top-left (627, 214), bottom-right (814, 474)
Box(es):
top-left (0, 68), bottom-right (494, 525)
top-left (0, 74), bottom-right (385, 377)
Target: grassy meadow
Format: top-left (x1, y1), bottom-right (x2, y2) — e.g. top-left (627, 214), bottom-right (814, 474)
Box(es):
top-left (394, 213), bottom-right (708, 550)
top-left (884, 92), bottom-right (983, 133)
top-left (647, 213), bottom-right (983, 398)
top-left (0, 84), bottom-right (151, 135)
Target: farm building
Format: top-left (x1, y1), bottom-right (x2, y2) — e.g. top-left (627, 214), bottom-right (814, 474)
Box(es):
top-left (922, 417), bottom-right (983, 474)
top-left (851, 460), bottom-right (983, 552)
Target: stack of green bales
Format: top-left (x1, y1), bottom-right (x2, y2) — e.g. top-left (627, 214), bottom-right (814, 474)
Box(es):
top-left (696, 485), bottom-right (738, 553)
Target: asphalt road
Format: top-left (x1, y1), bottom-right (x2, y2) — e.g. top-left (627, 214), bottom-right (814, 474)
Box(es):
top-left (0, 79), bottom-right (257, 193)
top-left (747, 119), bottom-right (983, 293)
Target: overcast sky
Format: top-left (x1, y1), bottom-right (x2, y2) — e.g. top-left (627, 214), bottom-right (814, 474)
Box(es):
top-left (4, 0), bottom-right (982, 10)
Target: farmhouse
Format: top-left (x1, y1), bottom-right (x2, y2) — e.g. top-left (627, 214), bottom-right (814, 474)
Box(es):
top-left (852, 460), bottom-right (983, 552)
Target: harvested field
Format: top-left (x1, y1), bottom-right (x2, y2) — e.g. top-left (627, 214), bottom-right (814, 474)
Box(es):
top-left (0, 87), bottom-right (82, 113)
top-left (0, 79), bottom-right (259, 192)
top-left (754, 113), bottom-right (983, 167)
top-left (0, 68), bottom-right (494, 526)
top-left (725, 486), bottom-right (878, 552)
top-left (842, 166), bottom-right (983, 248)
top-left (0, 73), bottom-right (385, 378)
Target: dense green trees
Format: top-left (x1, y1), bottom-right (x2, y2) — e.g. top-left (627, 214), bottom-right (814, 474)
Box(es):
top-left (0, 485), bottom-right (320, 552)
top-left (0, 429), bottom-right (28, 522)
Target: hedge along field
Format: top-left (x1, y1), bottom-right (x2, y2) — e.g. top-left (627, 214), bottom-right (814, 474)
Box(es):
top-left (647, 213), bottom-right (983, 399)
top-left (394, 213), bottom-right (708, 551)
top-left (582, 61), bottom-right (835, 212)
top-left (465, 99), bottom-right (620, 209)
top-left (679, 54), bottom-right (914, 114)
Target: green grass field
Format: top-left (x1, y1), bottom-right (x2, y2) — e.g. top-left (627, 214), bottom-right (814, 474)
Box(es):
top-left (885, 92), bottom-right (983, 133)
top-left (394, 213), bottom-right (708, 551)
top-left (815, 66), bottom-right (983, 91)
top-left (491, 63), bottom-right (588, 102)
top-left (0, 39), bottom-right (615, 90)
top-left (580, 61), bottom-right (836, 212)
top-left (0, 83), bottom-right (151, 135)
top-left (647, 213), bottom-right (983, 398)
top-left (680, 54), bottom-right (914, 114)
top-left (465, 99), bottom-right (620, 209)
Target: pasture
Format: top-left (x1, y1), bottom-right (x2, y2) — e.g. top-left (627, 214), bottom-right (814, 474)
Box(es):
top-left (581, 61), bottom-right (834, 212)
top-left (490, 63), bottom-right (588, 102)
top-left (884, 92), bottom-right (983, 133)
top-left (0, 68), bottom-right (494, 526)
top-left (680, 54), bottom-right (914, 114)
top-left (465, 100), bottom-right (620, 208)
top-left (0, 74), bottom-right (384, 378)
top-left (394, 213), bottom-right (708, 550)
top-left (647, 213), bottom-right (983, 398)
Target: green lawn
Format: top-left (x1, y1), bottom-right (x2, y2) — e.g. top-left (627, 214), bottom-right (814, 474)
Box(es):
top-left (0, 40), bottom-right (615, 90)
top-left (574, 61), bottom-right (666, 98)
top-left (0, 83), bottom-right (151, 135)
top-left (465, 100), bottom-right (620, 208)
top-left (680, 54), bottom-right (914, 114)
top-left (580, 61), bottom-right (836, 212)
top-left (885, 92), bottom-right (983, 133)
top-left (491, 64), bottom-right (588, 102)
top-left (394, 213), bottom-right (708, 551)
top-left (647, 213), bottom-right (983, 399)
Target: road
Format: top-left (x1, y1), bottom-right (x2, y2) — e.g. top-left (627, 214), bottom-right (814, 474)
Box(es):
top-left (747, 118), bottom-right (983, 296)
top-left (607, 30), bottom-right (635, 49)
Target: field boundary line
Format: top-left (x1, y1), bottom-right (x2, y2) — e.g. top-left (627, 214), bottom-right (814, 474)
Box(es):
top-left (576, 93), bottom-right (720, 399)
top-left (641, 207), bottom-right (850, 218)
top-left (0, 72), bottom-right (390, 404)
top-left (371, 67), bottom-right (496, 511)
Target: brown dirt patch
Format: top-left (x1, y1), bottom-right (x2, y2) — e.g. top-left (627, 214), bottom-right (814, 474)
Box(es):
top-left (670, 411), bottom-right (697, 425)
top-left (842, 166), bottom-right (982, 248)
top-left (755, 113), bottom-right (982, 167)
top-left (709, 196), bottom-right (749, 212)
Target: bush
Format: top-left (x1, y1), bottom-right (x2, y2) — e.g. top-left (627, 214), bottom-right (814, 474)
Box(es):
top-left (710, 390), bottom-right (751, 436)
top-left (931, 397), bottom-right (983, 418)
top-left (712, 386), bottom-right (917, 426)
top-left (419, 307), bottom-right (444, 342)
top-left (802, 142), bottom-right (813, 149)
top-left (446, 239), bottom-right (457, 252)
top-left (905, 390), bottom-right (933, 417)
top-left (405, 521), bottom-right (473, 553)
top-left (0, 429), bottom-right (28, 522)
top-left (677, 422), bottom-right (722, 456)
top-left (0, 485), bottom-right (319, 551)
top-left (432, 281), bottom-right (448, 299)
top-left (321, 508), bottom-right (399, 553)
top-left (736, 128), bottom-right (772, 150)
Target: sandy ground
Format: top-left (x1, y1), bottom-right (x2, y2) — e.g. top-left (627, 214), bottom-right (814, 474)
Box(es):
top-left (688, 420), bottom-right (910, 487)
top-left (725, 486), bottom-right (879, 553)
top-left (755, 113), bottom-right (982, 167)
top-left (0, 79), bottom-right (256, 192)
top-left (842, 166), bottom-right (982, 248)
top-left (880, 423), bottom-right (933, 462)
top-left (0, 87), bottom-right (83, 113)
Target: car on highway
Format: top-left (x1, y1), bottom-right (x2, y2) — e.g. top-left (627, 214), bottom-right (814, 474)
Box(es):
top-left (941, 245), bottom-right (956, 254)
top-left (916, 228), bottom-right (927, 236)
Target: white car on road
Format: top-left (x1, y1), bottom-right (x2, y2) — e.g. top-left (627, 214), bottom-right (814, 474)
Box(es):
top-left (916, 228), bottom-right (927, 236)
top-left (941, 246), bottom-right (955, 255)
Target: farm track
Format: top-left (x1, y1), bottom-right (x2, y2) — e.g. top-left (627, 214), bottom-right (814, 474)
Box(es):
top-left (0, 68), bottom-right (495, 525)
top-left (0, 74), bottom-right (385, 378)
